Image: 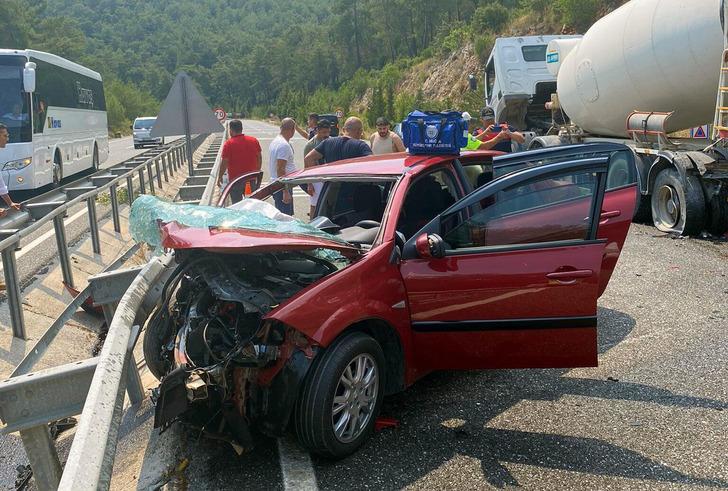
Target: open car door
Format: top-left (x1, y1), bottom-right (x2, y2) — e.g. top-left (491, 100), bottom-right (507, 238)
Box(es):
top-left (399, 152), bottom-right (635, 370)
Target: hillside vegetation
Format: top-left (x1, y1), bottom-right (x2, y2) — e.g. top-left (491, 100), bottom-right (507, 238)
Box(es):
top-left (1, 0), bottom-right (626, 133)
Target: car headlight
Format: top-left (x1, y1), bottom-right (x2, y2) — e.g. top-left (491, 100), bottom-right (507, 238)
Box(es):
top-left (3, 157), bottom-right (32, 171)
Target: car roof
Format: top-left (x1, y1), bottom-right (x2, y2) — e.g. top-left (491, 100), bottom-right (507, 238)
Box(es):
top-left (280, 150), bottom-right (502, 181)
top-left (134, 116), bottom-right (157, 121)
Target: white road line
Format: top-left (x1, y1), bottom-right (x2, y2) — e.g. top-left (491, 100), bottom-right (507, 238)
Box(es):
top-left (277, 435), bottom-right (318, 491)
top-left (0, 207), bottom-right (90, 273)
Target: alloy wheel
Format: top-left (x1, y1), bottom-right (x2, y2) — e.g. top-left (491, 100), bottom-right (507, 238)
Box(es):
top-left (331, 353), bottom-right (379, 443)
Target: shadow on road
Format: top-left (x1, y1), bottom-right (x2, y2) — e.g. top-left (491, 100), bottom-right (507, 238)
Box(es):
top-left (313, 307), bottom-right (728, 489)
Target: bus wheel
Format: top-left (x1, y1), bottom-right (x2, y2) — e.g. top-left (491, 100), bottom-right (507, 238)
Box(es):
top-left (52, 152), bottom-right (63, 187)
top-left (651, 168), bottom-right (705, 236)
top-left (92, 144), bottom-right (99, 171)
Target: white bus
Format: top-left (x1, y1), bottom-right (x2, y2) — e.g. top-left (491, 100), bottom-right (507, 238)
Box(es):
top-left (0, 49), bottom-right (109, 192)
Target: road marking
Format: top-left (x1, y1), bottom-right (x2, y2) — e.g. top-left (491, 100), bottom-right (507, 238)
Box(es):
top-left (0, 207), bottom-right (90, 274)
top-left (277, 435), bottom-right (318, 491)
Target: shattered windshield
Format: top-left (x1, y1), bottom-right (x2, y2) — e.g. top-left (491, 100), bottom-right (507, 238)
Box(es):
top-left (130, 195), bottom-right (351, 250)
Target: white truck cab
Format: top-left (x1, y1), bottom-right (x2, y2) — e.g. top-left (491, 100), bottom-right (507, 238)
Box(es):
top-left (484, 35), bottom-right (581, 132)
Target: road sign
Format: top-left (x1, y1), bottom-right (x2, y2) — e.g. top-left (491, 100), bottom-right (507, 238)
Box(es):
top-left (214, 107), bottom-right (226, 122)
top-left (335, 108), bottom-right (344, 119)
top-left (690, 125), bottom-right (709, 139)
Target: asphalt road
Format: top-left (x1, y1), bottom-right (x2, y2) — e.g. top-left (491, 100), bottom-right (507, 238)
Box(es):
top-left (105, 134), bottom-right (182, 169)
top-left (156, 120), bottom-right (728, 490)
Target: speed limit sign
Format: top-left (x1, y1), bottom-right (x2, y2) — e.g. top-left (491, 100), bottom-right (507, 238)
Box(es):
top-left (214, 107), bottom-right (226, 122)
top-left (335, 108), bottom-right (344, 119)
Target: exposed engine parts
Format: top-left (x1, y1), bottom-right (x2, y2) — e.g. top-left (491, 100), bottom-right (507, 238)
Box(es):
top-left (146, 251), bottom-right (336, 450)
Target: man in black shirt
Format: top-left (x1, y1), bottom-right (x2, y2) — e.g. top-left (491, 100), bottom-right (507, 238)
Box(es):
top-left (304, 116), bottom-right (372, 167)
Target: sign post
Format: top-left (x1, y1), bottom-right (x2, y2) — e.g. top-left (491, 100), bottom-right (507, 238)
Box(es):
top-left (151, 72), bottom-right (224, 177)
top-left (180, 76), bottom-right (194, 176)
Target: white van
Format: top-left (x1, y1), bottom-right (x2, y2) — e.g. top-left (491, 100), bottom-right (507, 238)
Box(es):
top-left (132, 116), bottom-right (164, 149)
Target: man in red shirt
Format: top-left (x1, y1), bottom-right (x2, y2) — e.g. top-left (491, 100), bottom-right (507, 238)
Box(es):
top-left (217, 119), bottom-right (262, 202)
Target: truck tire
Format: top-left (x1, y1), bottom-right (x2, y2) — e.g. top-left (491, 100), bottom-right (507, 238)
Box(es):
top-left (651, 168), bottom-right (705, 235)
top-left (294, 332), bottom-right (385, 459)
top-left (707, 188), bottom-right (728, 236)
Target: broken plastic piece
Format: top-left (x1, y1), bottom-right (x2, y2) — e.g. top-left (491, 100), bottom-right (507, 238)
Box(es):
top-left (375, 417), bottom-right (400, 432)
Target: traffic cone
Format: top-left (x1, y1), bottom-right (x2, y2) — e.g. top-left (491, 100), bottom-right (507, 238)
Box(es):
top-left (244, 180), bottom-right (252, 196)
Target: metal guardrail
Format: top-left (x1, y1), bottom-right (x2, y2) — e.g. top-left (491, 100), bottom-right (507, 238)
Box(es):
top-left (199, 121), bottom-right (228, 205)
top-left (0, 133), bottom-right (221, 490)
top-left (0, 135), bottom-right (206, 340)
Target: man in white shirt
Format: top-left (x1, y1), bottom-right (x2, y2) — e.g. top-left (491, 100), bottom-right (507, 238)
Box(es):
top-left (268, 118), bottom-right (297, 214)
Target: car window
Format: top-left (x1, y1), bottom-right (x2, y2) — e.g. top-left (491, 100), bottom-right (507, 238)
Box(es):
top-left (398, 168), bottom-right (460, 239)
top-left (462, 161), bottom-right (495, 189)
top-left (495, 149), bottom-right (635, 191)
top-left (316, 181), bottom-right (393, 227)
top-left (441, 168), bottom-right (599, 249)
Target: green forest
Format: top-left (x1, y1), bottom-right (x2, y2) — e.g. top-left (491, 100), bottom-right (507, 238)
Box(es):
top-left (1, 0), bottom-right (623, 134)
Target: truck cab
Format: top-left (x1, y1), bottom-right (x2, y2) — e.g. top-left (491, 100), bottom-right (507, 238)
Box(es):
top-left (485, 35), bottom-right (581, 132)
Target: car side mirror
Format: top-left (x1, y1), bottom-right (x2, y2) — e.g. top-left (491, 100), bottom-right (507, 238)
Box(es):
top-left (415, 233), bottom-right (445, 259)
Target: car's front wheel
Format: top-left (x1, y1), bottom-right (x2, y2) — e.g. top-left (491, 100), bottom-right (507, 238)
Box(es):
top-left (294, 332), bottom-right (385, 458)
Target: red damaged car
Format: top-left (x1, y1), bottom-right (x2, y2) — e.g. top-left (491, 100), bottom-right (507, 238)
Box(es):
top-left (145, 143), bottom-right (637, 458)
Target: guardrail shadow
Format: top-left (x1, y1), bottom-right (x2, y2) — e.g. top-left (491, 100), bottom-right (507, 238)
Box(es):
top-left (313, 307), bottom-right (728, 489)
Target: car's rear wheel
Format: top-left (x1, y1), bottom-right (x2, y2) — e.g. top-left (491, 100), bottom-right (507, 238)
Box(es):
top-left (651, 168), bottom-right (705, 235)
top-left (294, 332), bottom-right (384, 459)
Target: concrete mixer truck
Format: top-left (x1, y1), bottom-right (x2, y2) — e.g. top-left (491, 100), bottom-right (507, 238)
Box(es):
top-left (484, 0), bottom-right (728, 236)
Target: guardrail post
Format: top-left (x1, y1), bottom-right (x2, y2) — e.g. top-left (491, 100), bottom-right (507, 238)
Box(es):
top-left (110, 183), bottom-right (121, 233)
top-left (165, 153), bottom-right (174, 177)
top-left (146, 162), bottom-right (155, 195)
top-left (87, 197), bottom-right (101, 254)
top-left (1, 237), bottom-right (25, 340)
top-left (52, 215), bottom-right (74, 288)
top-left (138, 169), bottom-right (146, 195)
top-left (154, 158), bottom-right (163, 188)
top-left (126, 175), bottom-right (134, 204)
top-left (19, 425), bottom-right (62, 490)
top-left (2, 252), bottom-right (25, 338)
top-left (161, 154), bottom-right (169, 182)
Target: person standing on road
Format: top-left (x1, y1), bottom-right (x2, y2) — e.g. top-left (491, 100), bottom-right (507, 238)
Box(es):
top-left (369, 117), bottom-right (405, 155)
top-left (0, 124), bottom-right (23, 217)
top-left (473, 106), bottom-right (525, 153)
top-left (269, 118), bottom-right (298, 215)
top-left (304, 116), bottom-right (372, 167)
top-left (296, 113), bottom-right (319, 140)
top-left (303, 119), bottom-right (332, 217)
top-left (217, 120), bottom-right (262, 203)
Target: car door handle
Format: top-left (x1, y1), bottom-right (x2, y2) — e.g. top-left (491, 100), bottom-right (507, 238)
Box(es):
top-left (546, 269), bottom-right (594, 283)
top-left (599, 210), bottom-right (621, 223)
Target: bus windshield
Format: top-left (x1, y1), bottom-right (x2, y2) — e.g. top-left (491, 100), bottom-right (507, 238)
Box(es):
top-left (0, 56), bottom-right (32, 143)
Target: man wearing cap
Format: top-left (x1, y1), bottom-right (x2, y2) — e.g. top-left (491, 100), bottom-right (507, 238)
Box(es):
top-left (461, 112), bottom-right (484, 151)
top-left (369, 117), bottom-right (405, 155)
top-left (474, 107), bottom-right (525, 153)
top-left (303, 119), bottom-right (332, 217)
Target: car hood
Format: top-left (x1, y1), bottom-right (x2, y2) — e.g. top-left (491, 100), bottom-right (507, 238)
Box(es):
top-left (160, 221), bottom-right (361, 257)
